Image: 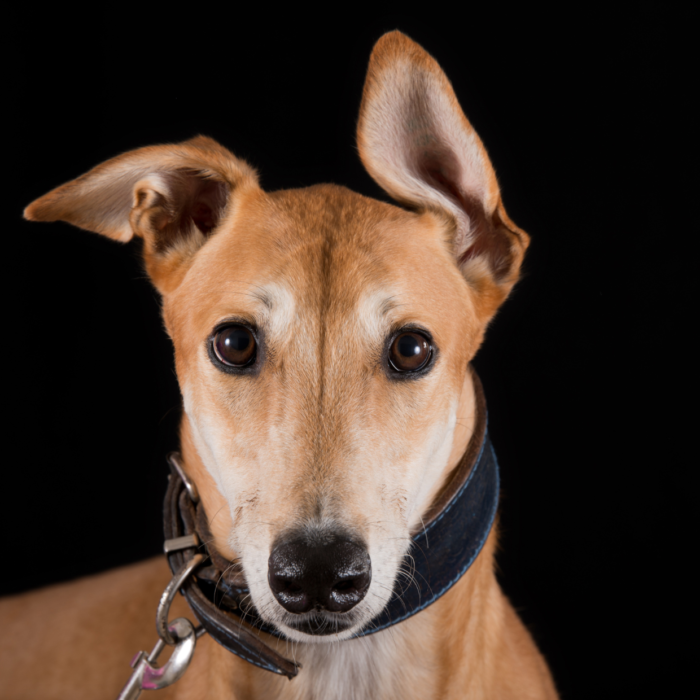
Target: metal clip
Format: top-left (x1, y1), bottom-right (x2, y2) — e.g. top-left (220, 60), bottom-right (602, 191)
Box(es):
top-left (116, 554), bottom-right (204, 699)
top-left (116, 618), bottom-right (196, 700)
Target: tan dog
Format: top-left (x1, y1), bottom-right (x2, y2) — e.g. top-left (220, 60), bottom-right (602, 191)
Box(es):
top-left (1, 31), bottom-right (558, 699)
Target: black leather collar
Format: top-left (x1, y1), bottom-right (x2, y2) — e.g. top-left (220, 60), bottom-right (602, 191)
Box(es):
top-left (163, 369), bottom-right (499, 678)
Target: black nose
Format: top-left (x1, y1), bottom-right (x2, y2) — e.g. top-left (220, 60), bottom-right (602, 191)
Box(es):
top-left (268, 534), bottom-right (371, 614)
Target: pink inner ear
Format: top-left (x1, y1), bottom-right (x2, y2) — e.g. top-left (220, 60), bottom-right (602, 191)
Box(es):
top-left (191, 202), bottom-right (216, 234)
top-left (357, 34), bottom-right (525, 285)
top-left (190, 179), bottom-right (228, 235)
top-left (151, 172), bottom-right (229, 250)
top-left (414, 146), bottom-right (511, 279)
top-left (182, 175), bottom-right (228, 236)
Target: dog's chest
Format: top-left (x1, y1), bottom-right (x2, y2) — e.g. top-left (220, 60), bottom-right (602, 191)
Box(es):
top-left (259, 620), bottom-right (437, 700)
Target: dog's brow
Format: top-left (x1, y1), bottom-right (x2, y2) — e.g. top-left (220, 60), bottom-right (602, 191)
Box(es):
top-left (250, 290), bottom-right (272, 309)
top-left (380, 296), bottom-right (401, 316)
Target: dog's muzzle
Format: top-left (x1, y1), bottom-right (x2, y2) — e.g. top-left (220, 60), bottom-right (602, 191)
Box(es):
top-left (162, 367), bottom-right (498, 679)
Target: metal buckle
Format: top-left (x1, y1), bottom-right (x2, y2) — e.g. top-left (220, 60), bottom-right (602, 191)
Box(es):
top-left (116, 554), bottom-right (204, 700)
top-left (163, 533), bottom-right (199, 554)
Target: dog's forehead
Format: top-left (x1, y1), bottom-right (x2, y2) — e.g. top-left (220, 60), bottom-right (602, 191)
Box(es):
top-left (168, 184), bottom-right (468, 343)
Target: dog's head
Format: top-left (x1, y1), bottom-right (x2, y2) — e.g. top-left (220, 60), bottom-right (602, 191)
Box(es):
top-left (25, 32), bottom-right (527, 641)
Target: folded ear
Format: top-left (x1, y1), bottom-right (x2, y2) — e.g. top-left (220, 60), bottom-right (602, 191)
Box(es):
top-left (24, 136), bottom-right (259, 293)
top-left (358, 32), bottom-right (529, 305)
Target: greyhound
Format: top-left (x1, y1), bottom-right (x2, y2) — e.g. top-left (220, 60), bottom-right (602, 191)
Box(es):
top-left (1, 30), bottom-right (558, 700)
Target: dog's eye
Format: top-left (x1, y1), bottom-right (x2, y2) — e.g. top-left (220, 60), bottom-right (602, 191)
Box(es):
top-left (389, 331), bottom-right (432, 372)
top-left (212, 325), bottom-right (257, 367)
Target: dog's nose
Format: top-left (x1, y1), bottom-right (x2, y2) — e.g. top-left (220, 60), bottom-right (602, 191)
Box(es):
top-left (268, 535), bottom-right (371, 614)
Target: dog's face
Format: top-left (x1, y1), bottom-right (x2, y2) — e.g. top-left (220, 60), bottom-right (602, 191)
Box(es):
top-left (168, 186), bottom-right (481, 638)
top-left (25, 32), bottom-right (528, 641)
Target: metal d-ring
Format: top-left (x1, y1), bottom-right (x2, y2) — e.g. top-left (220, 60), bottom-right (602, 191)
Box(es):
top-left (156, 553), bottom-right (204, 646)
top-left (167, 452), bottom-right (200, 503)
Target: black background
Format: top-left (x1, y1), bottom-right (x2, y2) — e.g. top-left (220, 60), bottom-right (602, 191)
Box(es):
top-left (4, 4), bottom-right (693, 698)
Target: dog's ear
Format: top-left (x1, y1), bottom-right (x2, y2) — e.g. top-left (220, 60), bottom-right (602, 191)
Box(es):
top-left (358, 32), bottom-right (529, 310)
top-left (24, 136), bottom-right (259, 293)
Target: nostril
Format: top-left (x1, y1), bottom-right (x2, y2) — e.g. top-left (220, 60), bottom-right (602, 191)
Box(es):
top-left (280, 579), bottom-right (302, 594)
top-left (333, 579), bottom-right (356, 592)
top-left (268, 570), bottom-right (312, 613)
top-left (326, 565), bottom-right (371, 612)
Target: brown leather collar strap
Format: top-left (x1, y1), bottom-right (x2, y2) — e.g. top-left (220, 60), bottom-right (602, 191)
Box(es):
top-left (163, 472), bottom-right (300, 678)
top-left (163, 367), bottom-right (495, 675)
